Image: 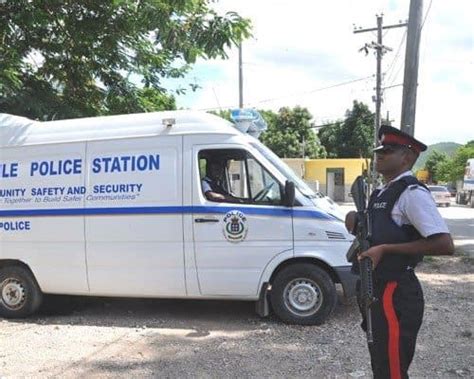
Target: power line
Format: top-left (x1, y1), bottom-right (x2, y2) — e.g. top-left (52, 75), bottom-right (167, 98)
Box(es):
top-left (197, 75), bottom-right (374, 111)
top-left (385, 0), bottom-right (432, 88)
top-left (382, 83), bottom-right (403, 90)
top-left (389, 60), bottom-right (405, 88)
top-left (251, 75), bottom-right (374, 105)
top-left (354, 14), bottom-right (407, 184)
top-left (385, 30), bottom-right (407, 85)
top-left (311, 122), bottom-right (340, 129)
top-left (418, 0), bottom-right (435, 90)
top-left (421, 0), bottom-right (433, 30)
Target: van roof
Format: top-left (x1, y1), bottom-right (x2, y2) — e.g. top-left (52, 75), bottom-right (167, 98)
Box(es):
top-left (0, 111), bottom-right (240, 147)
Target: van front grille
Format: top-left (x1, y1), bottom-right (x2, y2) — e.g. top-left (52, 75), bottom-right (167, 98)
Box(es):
top-left (325, 231), bottom-right (346, 240)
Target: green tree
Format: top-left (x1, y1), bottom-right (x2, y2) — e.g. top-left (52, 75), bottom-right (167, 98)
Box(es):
top-left (318, 100), bottom-right (374, 158)
top-left (209, 109), bottom-right (232, 121)
top-left (317, 121), bottom-right (344, 158)
top-left (0, 1), bottom-right (251, 120)
top-left (424, 150), bottom-right (448, 183)
top-left (209, 107), bottom-right (325, 158)
top-left (260, 107), bottom-right (326, 159)
top-left (437, 141), bottom-right (474, 183)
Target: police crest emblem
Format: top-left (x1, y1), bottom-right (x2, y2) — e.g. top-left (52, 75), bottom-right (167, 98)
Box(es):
top-left (223, 210), bottom-right (248, 243)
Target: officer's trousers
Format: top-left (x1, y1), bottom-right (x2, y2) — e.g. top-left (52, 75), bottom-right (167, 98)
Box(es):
top-left (358, 270), bottom-right (424, 379)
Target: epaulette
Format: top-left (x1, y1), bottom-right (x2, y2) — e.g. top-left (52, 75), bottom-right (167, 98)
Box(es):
top-left (398, 176), bottom-right (429, 192)
top-left (408, 183), bottom-right (429, 192)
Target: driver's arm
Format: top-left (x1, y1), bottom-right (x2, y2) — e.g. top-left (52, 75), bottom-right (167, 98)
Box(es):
top-left (202, 179), bottom-right (224, 201)
top-left (201, 176), bottom-right (245, 203)
top-left (204, 191), bottom-right (226, 201)
top-left (205, 191), bottom-right (244, 203)
top-left (202, 181), bottom-right (242, 203)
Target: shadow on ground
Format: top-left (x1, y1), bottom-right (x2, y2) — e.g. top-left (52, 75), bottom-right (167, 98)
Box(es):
top-left (9, 288), bottom-right (358, 331)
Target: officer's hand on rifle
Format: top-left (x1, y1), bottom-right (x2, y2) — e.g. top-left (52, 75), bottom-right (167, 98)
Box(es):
top-left (358, 245), bottom-right (385, 268)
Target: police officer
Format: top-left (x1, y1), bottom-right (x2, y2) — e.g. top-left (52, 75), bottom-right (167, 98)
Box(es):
top-left (201, 160), bottom-right (242, 203)
top-left (346, 125), bottom-right (454, 379)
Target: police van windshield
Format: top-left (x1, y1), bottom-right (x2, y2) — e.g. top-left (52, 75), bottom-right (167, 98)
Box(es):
top-left (250, 141), bottom-right (316, 198)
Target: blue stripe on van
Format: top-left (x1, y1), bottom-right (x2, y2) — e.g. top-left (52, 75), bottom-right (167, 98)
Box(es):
top-left (0, 205), bottom-right (334, 220)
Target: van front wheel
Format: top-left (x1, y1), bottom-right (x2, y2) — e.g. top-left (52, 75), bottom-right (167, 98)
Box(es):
top-left (0, 266), bottom-right (43, 318)
top-left (270, 264), bottom-right (337, 325)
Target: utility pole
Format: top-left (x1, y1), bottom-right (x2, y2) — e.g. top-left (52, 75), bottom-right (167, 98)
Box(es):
top-left (302, 135), bottom-right (306, 159)
top-left (354, 15), bottom-right (406, 185)
top-left (375, 15), bottom-right (383, 156)
top-left (238, 43), bottom-right (243, 108)
top-left (401, 0), bottom-right (423, 136)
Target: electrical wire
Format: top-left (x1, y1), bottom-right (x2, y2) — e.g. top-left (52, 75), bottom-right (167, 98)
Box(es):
top-left (196, 3), bottom-right (434, 114)
top-left (197, 75), bottom-right (374, 111)
top-left (250, 75), bottom-right (374, 105)
top-left (384, 29), bottom-right (407, 85)
top-left (383, 0), bottom-right (434, 90)
top-left (386, 0), bottom-right (433, 87)
top-left (421, 0), bottom-right (434, 30)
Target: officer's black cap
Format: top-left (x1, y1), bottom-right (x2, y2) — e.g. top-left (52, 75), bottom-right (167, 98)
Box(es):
top-left (374, 124), bottom-right (427, 154)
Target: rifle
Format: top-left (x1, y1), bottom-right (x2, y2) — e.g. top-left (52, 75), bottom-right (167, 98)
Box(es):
top-left (346, 175), bottom-right (375, 344)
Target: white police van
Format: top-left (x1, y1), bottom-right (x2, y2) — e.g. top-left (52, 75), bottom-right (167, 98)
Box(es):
top-left (0, 110), bottom-right (356, 324)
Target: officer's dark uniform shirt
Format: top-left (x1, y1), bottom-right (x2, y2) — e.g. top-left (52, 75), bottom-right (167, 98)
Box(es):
top-left (368, 170), bottom-right (449, 280)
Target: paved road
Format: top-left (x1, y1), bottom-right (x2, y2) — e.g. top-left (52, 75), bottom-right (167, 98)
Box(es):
top-left (439, 203), bottom-right (474, 256)
top-left (337, 199), bottom-right (474, 256)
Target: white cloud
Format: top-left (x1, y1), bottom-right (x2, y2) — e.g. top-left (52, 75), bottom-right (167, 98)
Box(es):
top-left (170, 0), bottom-right (473, 145)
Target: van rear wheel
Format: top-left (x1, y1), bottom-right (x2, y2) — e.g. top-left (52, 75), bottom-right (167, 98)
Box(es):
top-left (0, 266), bottom-right (43, 318)
top-left (270, 263), bottom-right (337, 325)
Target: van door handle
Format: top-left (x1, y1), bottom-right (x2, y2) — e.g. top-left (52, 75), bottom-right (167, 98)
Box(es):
top-left (194, 218), bottom-right (219, 223)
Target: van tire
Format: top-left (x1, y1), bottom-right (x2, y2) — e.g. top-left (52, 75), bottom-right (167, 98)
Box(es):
top-left (270, 263), bottom-right (337, 325)
top-left (0, 266), bottom-right (43, 318)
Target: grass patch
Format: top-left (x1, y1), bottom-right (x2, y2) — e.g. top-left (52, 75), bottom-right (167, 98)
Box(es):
top-left (460, 254), bottom-right (474, 265)
top-left (423, 256), bottom-right (435, 263)
top-left (454, 247), bottom-right (474, 265)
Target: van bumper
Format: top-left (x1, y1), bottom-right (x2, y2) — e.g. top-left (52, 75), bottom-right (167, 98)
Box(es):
top-left (334, 266), bottom-right (358, 298)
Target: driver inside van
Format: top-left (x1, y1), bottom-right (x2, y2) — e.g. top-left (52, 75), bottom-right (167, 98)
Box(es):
top-left (201, 160), bottom-right (242, 203)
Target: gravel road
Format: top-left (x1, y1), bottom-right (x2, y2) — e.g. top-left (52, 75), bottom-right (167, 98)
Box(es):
top-left (0, 254), bottom-right (472, 379)
top-left (1, 204), bottom-right (472, 378)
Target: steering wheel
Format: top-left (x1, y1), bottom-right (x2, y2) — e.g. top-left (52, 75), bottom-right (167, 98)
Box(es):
top-left (252, 182), bottom-right (275, 202)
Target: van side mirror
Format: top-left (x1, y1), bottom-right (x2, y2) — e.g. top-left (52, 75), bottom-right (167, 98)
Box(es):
top-left (284, 180), bottom-right (295, 207)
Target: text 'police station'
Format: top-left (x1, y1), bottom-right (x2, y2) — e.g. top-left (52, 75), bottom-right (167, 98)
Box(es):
top-left (0, 154), bottom-right (160, 178)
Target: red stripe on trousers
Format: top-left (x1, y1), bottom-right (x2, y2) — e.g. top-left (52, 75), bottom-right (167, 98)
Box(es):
top-left (383, 281), bottom-right (401, 379)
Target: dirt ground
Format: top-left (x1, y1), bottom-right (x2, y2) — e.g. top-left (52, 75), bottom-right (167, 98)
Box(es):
top-left (0, 253), bottom-right (472, 379)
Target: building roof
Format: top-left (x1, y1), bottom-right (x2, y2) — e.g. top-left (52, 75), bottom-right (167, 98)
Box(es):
top-left (0, 111), bottom-right (239, 148)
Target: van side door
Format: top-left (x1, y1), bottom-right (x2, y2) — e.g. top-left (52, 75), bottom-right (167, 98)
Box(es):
top-left (191, 144), bottom-right (293, 297)
top-left (84, 136), bottom-right (186, 297)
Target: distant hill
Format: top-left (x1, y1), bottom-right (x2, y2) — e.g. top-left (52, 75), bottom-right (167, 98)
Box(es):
top-left (414, 142), bottom-right (461, 171)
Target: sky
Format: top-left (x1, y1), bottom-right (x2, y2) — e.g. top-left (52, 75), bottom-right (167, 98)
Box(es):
top-left (165, 0), bottom-right (473, 145)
